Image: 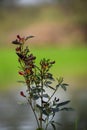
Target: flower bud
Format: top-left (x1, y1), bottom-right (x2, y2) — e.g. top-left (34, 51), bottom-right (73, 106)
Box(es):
top-left (17, 35), bottom-right (21, 40)
top-left (16, 47), bottom-right (21, 52)
top-left (20, 91), bottom-right (26, 97)
top-left (50, 61), bottom-right (55, 64)
top-left (17, 35), bottom-right (25, 43)
top-left (25, 68), bottom-right (31, 75)
top-left (18, 71), bottom-right (24, 75)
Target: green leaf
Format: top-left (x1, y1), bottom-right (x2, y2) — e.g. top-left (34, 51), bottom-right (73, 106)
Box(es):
top-left (48, 85), bottom-right (55, 90)
top-left (33, 95), bottom-right (39, 100)
top-left (25, 35), bottom-right (34, 41)
top-left (46, 81), bottom-right (52, 84)
top-left (56, 84), bottom-right (59, 89)
top-left (60, 107), bottom-right (74, 111)
top-left (61, 83), bottom-right (69, 91)
top-left (46, 73), bottom-right (55, 80)
top-left (52, 107), bottom-right (59, 113)
top-left (62, 83), bottom-right (69, 86)
top-left (31, 87), bottom-right (42, 93)
top-left (44, 81), bottom-right (52, 87)
top-left (42, 110), bottom-right (49, 116)
top-left (42, 94), bottom-right (49, 98)
top-left (17, 81), bottom-right (25, 83)
top-left (57, 77), bottom-right (63, 84)
top-left (51, 122), bottom-right (56, 130)
top-left (42, 108), bottom-right (52, 116)
top-left (61, 84), bottom-right (67, 91)
top-left (36, 104), bottom-right (43, 111)
top-left (56, 100), bottom-right (70, 107)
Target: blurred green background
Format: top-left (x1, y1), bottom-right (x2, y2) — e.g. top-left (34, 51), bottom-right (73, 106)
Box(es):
top-left (0, 0), bottom-right (87, 130)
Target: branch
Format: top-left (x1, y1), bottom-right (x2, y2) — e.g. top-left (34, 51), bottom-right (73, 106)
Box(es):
top-left (27, 98), bottom-right (40, 128)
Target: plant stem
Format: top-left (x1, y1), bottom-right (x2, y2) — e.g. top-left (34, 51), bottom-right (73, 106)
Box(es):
top-left (27, 98), bottom-right (40, 128)
top-left (45, 124), bottom-right (49, 130)
top-left (47, 88), bottom-right (57, 103)
top-left (40, 71), bottom-right (44, 129)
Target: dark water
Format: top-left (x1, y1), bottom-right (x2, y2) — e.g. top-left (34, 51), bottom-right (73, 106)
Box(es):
top-left (0, 87), bottom-right (87, 130)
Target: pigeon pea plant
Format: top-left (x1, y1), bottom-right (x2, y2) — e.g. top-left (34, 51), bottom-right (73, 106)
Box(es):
top-left (12, 35), bottom-right (72, 130)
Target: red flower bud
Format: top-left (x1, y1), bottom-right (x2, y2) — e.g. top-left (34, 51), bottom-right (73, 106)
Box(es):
top-left (17, 35), bottom-right (25, 43)
top-left (20, 91), bottom-right (26, 97)
top-left (16, 47), bottom-right (21, 52)
top-left (18, 71), bottom-right (24, 75)
top-left (25, 69), bottom-right (31, 75)
top-left (17, 35), bottom-right (21, 40)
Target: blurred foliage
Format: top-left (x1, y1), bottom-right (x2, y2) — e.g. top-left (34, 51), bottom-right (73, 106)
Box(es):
top-left (0, 5), bottom-right (66, 45)
top-left (0, 5), bottom-right (81, 46)
top-left (0, 47), bottom-right (87, 90)
top-left (0, 5), bottom-right (65, 29)
top-left (0, 0), bottom-right (17, 7)
top-left (57, 0), bottom-right (87, 42)
top-left (0, 6), bottom-right (42, 31)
